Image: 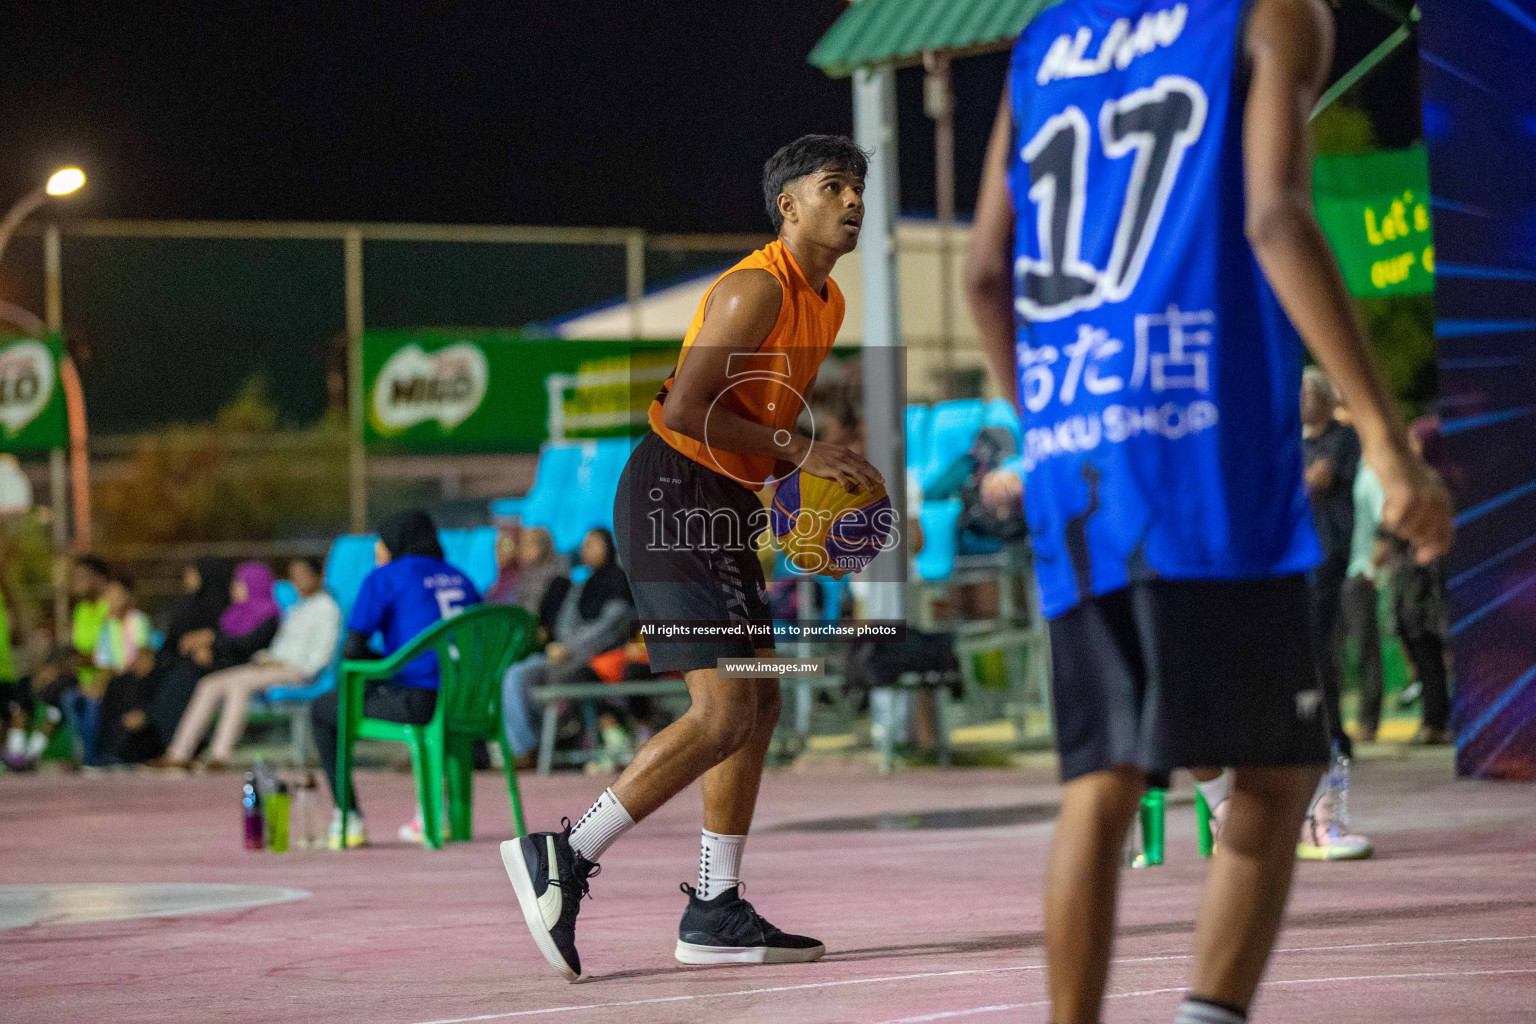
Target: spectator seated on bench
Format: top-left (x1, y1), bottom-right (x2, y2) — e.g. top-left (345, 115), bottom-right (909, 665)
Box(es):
top-left (501, 528), bottom-right (633, 760)
top-left (485, 527), bottom-right (570, 640)
top-left (156, 557), bottom-right (341, 771)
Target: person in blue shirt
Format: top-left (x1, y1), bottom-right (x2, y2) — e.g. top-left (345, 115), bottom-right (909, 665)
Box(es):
top-left (310, 509), bottom-right (480, 848)
top-left (966, 2), bottom-right (1452, 1022)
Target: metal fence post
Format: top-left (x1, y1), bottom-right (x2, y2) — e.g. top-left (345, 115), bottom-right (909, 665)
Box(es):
top-left (344, 229), bottom-right (366, 533)
top-left (44, 224), bottom-right (71, 641)
top-left (625, 230), bottom-right (645, 338)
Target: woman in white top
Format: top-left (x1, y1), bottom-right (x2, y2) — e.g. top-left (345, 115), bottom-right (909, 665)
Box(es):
top-left (160, 557), bottom-right (341, 770)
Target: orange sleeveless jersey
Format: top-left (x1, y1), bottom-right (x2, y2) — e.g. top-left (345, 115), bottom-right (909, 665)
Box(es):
top-left (647, 239), bottom-right (845, 488)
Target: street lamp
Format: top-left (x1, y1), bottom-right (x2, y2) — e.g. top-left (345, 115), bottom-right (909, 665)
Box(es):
top-left (46, 168), bottom-right (86, 197)
top-left (0, 166), bottom-right (87, 265)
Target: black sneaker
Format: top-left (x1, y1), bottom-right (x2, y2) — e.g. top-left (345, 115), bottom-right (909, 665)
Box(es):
top-left (501, 820), bottom-right (599, 980)
top-left (674, 883), bottom-right (826, 965)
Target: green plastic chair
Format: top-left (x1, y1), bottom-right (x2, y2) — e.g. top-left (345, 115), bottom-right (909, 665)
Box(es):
top-left (334, 605), bottom-right (538, 850)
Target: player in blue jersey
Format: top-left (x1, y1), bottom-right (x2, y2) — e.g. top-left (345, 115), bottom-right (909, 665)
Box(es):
top-left (967, 1), bottom-right (1452, 1022)
top-left (310, 509), bottom-right (480, 848)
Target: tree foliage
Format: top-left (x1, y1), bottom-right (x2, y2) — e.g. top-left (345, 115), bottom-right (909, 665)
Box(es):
top-left (93, 377), bottom-right (350, 546)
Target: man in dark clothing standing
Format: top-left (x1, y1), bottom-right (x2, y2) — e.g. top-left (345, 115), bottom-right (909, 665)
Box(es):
top-left (1302, 367), bottom-right (1359, 757)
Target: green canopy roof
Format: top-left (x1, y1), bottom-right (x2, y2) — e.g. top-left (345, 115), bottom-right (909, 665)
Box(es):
top-left (809, 0), bottom-right (1061, 78)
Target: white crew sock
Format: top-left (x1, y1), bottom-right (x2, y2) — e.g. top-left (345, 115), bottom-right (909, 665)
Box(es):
top-left (696, 829), bottom-right (747, 900)
top-left (1175, 996), bottom-right (1246, 1024)
top-left (6, 728), bottom-right (25, 758)
top-left (569, 787), bottom-right (635, 863)
top-left (1195, 770), bottom-right (1231, 810)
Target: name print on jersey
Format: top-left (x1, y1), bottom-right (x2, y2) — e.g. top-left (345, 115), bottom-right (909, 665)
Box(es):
top-left (1036, 3), bottom-right (1188, 85)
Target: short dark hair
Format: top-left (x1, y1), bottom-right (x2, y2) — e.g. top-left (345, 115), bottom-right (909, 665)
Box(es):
top-left (762, 135), bottom-right (869, 232)
top-left (290, 555), bottom-right (323, 576)
top-left (109, 570), bottom-right (135, 592)
top-left (77, 555), bottom-right (110, 579)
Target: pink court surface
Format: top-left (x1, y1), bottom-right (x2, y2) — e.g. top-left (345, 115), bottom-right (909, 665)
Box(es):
top-left (2, 752), bottom-right (1533, 1024)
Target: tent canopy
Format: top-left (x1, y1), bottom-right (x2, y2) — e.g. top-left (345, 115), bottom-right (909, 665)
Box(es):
top-left (809, 0), bottom-right (1061, 77)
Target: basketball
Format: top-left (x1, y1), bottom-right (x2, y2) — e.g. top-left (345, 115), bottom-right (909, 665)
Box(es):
top-left (770, 469), bottom-right (894, 579)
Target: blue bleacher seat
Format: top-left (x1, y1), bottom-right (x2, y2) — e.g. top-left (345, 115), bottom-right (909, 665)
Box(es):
top-left (550, 437), bottom-right (634, 553)
top-left (918, 399), bottom-right (986, 493)
top-left (273, 579), bottom-right (299, 614)
top-left (984, 397), bottom-right (1021, 446)
top-left (913, 498), bottom-right (963, 582)
top-left (904, 405), bottom-right (930, 469)
top-left (323, 534), bottom-right (381, 620)
top-left (439, 526), bottom-right (500, 597)
top-left (517, 442), bottom-right (588, 537)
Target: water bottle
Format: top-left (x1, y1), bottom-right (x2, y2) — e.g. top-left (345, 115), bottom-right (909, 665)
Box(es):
top-left (264, 782), bottom-right (291, 853)
top-left (253, 757), bottom-right (277, 800)
top-left (1327, 741), bottom-right (1351, 829)
top-left (241, 772), bottom-right (265, 851)
top-left (294, 772), bottom-right (320, 849)
top-left (1138, 788), bottom-right (1166, 867)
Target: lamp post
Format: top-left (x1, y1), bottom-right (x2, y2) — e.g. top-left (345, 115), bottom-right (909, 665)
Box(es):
top-left (0, 167), bottom-right (85, 265)
top-left (0, 167), bottom-right (86, 641)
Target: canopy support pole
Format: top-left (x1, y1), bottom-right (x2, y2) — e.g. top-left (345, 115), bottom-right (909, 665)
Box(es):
top-left (854, 65), bottom-right (908, 621)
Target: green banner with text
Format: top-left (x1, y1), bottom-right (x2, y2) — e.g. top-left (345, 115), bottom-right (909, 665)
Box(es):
top-left (1313, 146), bottom-right (1435, 298)
top-left (362, 330), bottom-right (682, 453)
top-left (0, 333), bottom-right (68, 452)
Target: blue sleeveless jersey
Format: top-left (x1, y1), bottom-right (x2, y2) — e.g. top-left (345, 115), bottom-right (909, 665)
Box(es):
top-left (1007, 0), bottom-right (1319, 619)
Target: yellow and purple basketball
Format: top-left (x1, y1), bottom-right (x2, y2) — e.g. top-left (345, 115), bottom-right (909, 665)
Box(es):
top-left (770, 470), bottom-right (894, 579)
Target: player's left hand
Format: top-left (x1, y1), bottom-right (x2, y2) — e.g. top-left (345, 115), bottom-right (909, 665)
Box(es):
top-left (1369, 441), bottom-right (1454, 565)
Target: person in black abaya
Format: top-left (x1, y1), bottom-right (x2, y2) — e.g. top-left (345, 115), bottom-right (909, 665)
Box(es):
top-left (100, 558), bottom-right (234, 763)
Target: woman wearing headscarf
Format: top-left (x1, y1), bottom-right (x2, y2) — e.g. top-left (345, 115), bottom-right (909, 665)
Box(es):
top-left (99, 559), bottom-right (233, 765)
top-left (501, 528), bottom-right (633, 760)
top-left (145, 562), bottom-right (281, 760)
top-left (158, 557), bottom-right (341, 771)
top-left (310, 509), bottom-right (481, 848)
top-left (486, 527), bottom-right (570, 640)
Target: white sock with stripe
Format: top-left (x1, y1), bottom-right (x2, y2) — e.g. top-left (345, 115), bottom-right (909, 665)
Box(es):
top-left (696, 829), bottom-right (746, 900)
top-left (569, 788), bottom-right (634, 863)
top-left (1175, 996), bottom-right (1246, 1024)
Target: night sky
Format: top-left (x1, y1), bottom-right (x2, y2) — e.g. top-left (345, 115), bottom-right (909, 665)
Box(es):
top-left (3, 1), bottom-right (1421, 232)
top-left (1, 2), bottom-right (1423, 432)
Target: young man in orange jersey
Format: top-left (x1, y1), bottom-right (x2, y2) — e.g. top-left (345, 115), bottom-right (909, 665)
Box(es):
top-left (504, 135), bottom-right (883, 980)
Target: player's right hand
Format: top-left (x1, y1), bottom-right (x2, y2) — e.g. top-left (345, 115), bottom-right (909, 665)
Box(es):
top-left (799, 440), bottom-right (884, 495)
top-left (1369, 441), bottom-right (1454, 565)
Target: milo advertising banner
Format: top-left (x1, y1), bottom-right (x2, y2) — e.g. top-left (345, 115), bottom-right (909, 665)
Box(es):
top-left (1313, 146), bottom-right (1435, 298)
top-left (0, 334), bottom-right (68, 453)
top-left (363, 330), bottom-right (681, 452)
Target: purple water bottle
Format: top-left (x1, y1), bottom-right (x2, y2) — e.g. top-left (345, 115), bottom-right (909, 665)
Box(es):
top-left (242, 771), bottom-right (264, 851)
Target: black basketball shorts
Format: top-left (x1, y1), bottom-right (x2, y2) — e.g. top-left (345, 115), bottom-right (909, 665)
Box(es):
top-left (1048, 574), bottom-right (1331, 784)
top-left (613, 431), bottom-right (775, 675)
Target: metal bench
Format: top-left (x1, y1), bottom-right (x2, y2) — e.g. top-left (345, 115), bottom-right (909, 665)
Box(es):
top-left (528, 675), bottom-right (846, 775)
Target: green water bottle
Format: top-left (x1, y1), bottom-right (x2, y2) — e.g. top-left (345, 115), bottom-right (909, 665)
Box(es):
top-left (264, 782), bottom-right (291, 853)
top-left (1138, 788), bottom-right (1166, 867)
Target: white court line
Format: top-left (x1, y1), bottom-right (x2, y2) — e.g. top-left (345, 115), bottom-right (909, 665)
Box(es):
top-left (876, 968), bottom-right (1536, 1023)
top-left (410, 934), bottom-right (1536, 1024)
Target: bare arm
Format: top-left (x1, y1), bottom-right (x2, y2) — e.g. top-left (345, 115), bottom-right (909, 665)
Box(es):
top-left (966, 88), bottom-right (1020, 410)
top-left (662, 268), bottom-right (880, 491)
top-left (1244, 0), bottom-right (1452, 561)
